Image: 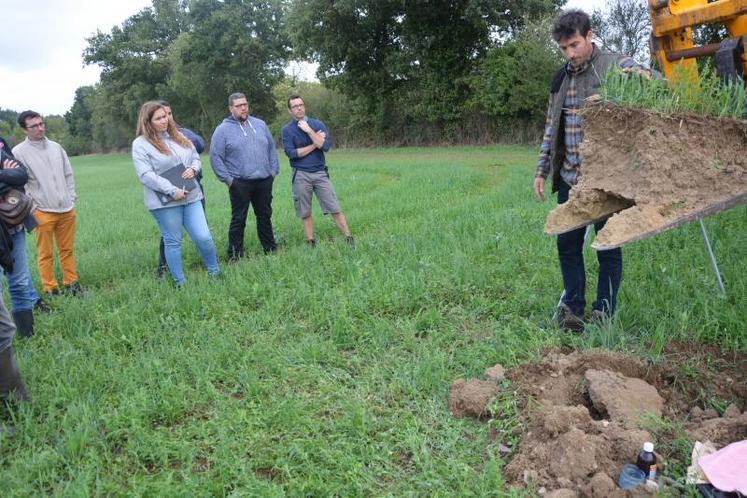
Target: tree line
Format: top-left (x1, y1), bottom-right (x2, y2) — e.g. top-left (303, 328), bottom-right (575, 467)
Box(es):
top-left (2, 0), bottom-right (655, 155)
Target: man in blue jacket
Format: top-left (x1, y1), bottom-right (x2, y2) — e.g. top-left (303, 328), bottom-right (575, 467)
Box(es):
top-left (209, 93), bottom-right (279, 258)
top-left (281, 95), bottom-right (353, 248)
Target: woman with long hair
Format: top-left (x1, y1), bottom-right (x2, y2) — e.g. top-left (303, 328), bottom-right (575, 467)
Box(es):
top-left (132, 101), bottom-right (218, 285)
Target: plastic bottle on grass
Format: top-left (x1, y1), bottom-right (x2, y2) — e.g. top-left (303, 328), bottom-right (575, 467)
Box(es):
top-left (636, 442), bottom-right (657, 479)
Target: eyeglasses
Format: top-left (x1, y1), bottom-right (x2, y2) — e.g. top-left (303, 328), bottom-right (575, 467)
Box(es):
top-left (26, 122), bottom-right (45, 130)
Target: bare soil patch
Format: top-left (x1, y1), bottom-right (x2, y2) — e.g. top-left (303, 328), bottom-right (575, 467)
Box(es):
top-left (544, 103), bottom-right (747, 249)
top-left (449, 344), bottom-right (747, 495)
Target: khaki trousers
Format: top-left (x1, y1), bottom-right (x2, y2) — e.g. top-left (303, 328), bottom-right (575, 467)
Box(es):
top-left (33, 210), bottom-right (78, 292)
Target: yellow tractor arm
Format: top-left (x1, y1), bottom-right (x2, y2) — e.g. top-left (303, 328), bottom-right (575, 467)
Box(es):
top-left (649, 0), bottom-right (747, 82)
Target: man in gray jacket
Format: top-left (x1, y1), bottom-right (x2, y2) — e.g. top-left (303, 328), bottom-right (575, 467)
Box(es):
top-left (13, 111), bottom-right (80, 298)
top-left (209, 93), bottom-right (279, 259)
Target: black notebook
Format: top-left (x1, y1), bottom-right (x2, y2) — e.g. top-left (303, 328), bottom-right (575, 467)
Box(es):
top-left (157, 163), bottom-right (198, 204)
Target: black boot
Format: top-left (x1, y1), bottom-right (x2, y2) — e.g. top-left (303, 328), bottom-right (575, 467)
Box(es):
top-left (12, 310), bottom-right (33, 338)
top-left (33, 299), bottom-right (52, 314)
top-left (64, 282), bottom-right (83, 296)
top-left (0, 347), bottom-right (29, 403)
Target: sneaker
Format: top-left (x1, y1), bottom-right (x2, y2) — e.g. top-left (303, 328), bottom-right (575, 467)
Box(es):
top-left (557, 303), bottom-right (584, 332)
top-left (307, 239), bottom-right (317, 248)
top-left (65, 282), bottom-right (83, 297)
top-left (345, 236), bottom-right (356, 250)
top-left (33, 299), bottom-right (52, 314)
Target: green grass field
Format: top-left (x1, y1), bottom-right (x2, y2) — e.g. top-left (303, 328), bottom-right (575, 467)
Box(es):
top-left (2, 145), bottom-right (745, 496)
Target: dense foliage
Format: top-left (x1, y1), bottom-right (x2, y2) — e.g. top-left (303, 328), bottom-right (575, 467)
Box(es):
top-left (590, 0), bottom-right (651, 63)
top-left (62, 0), bottom-right (566, 152)
top-left (287, 0), bottom-right (563, 144)
top-left (71, 0), bottom-right (289, 153)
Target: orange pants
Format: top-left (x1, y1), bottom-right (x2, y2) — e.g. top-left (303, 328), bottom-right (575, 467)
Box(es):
top-left (33, 210), bottom-right (79, 292)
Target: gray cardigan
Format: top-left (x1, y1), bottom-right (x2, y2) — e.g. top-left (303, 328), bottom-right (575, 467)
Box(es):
top-left (132, 133), bottom-right (203, 210)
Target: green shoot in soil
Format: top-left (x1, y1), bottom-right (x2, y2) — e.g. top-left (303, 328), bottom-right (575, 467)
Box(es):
top-left (601, 65), bottom-right (747, 119)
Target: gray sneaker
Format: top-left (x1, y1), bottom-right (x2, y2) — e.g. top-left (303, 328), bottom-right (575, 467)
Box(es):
top-left (557, 303), bottom-right (584, 332)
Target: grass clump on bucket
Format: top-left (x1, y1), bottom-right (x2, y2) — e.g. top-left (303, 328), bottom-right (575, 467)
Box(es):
top-left (601, 65), bottom-right (747, 119)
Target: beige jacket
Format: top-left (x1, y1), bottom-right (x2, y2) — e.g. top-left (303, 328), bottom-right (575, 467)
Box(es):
top-left (12, 137), bottom-right (76, 213)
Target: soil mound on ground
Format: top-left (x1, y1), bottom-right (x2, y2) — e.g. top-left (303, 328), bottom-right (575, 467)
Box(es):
top-left (483, 345), bottom-right (747, 495)
top-left (545, 103), bottom-right (747, 249)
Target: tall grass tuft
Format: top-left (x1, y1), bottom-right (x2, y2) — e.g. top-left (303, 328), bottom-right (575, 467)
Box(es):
top-left (601, 65), bottom-right (747, 119)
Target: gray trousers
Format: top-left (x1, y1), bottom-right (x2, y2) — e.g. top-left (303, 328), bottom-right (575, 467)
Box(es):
top-left (0, 295), bottom-right (16, 353)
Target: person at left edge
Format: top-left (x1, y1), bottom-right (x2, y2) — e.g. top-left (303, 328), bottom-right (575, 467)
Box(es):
top-left (155, 100), bottom-right (206, 279)
top-left (0, 138), bottom-right (45, 337)
top-left (132, 101), bottom-right (219, 286)
top-left (12, 111), bottom-right (81, 299)
top-left (209, 93), bottom-right (279, 260)
top-left (0, 138), bottom-right (48, 318)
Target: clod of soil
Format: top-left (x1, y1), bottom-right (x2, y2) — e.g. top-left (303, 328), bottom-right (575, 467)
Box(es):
top-left (585, 369), bottom-right (664, 425)
top-left (544, 102), bottom-right (747, 249)
top-left (584, 472), bottom-right (617, 498)
top-left (686, 412), bottom-right (747, 448)
top-left (723, 404), bottom-right (742, 418)
top-left (448, 378), bottom-right (498, 419)
top-left (546, 490), bottom-right (578, 498)
top-left (484, 364), bottom-right (505, 382)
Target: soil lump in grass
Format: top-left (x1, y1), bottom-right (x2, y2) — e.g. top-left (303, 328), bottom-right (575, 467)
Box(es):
top-left (448, 378), bottom-right (498, 419)
top-left (484, 364), bottom-right (505, 381)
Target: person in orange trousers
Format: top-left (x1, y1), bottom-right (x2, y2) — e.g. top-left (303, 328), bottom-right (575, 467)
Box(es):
top-left (12, 111), bottom-right (81, 298)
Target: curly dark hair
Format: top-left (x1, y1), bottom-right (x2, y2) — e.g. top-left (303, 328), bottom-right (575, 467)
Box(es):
top-left (552, 9), bottom-right (591, 42)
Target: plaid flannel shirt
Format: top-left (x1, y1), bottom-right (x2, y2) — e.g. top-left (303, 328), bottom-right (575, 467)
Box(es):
top-left (535, 56), bottom-right (640, 186)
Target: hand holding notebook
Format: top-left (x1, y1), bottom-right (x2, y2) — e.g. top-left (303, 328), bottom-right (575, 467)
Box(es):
top-left (156, 163), bottom-right (198, 204)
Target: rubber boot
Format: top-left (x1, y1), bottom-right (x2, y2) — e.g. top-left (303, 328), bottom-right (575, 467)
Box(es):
top-left (12, 310), bottom-right (33, 338)
top-left (0, 347), bottom-right (29, 402)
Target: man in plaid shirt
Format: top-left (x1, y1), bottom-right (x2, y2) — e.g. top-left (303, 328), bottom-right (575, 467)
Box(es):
top-left (533, 9), bottom-right (653, 331)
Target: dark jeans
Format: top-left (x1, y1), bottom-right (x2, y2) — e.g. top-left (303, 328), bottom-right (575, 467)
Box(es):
top-left (557, 180), bottom-right (622, 316)
top-left (228, 176), bottom-right (276, 257)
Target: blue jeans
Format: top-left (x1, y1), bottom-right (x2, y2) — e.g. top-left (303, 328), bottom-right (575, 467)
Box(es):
top-left (2, 230), bottom-right (40, 312)
top-left (151, 201), bottom-right (219, 285)
top-left (557, 180), bottom-right (622, 316)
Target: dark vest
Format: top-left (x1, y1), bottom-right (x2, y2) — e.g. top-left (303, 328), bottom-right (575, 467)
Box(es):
top-left (548, 46), bottom-right (625, 192)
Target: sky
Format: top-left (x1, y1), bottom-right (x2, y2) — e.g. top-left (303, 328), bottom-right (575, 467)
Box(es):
top-left (0, 0), bottom-right (604, 116)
